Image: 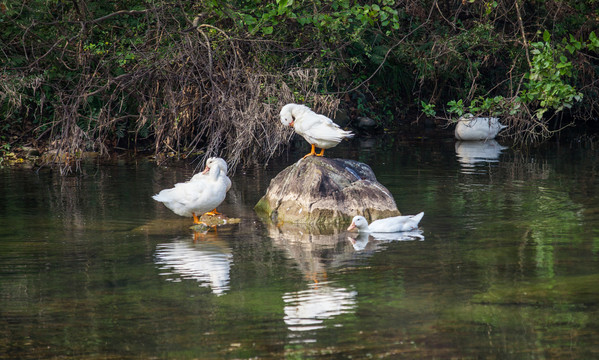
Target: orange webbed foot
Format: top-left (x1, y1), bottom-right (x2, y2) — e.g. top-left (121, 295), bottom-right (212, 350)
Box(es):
top-left (302, 144), bottom-right (318, 159)
top-left (192, 213), bottom-right (202, 224)
top-left (203, 209), bottom-right (221, 216)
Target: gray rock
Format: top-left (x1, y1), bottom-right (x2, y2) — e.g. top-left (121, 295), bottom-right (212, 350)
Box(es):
top-left (333, 108), bottom-right (351, 127)
top-left (357, 116), bottom-right (377, 129)
top-left (21, 146), bottom-right (40, 157)
top-left (255, 157), bottom-right (400, 226)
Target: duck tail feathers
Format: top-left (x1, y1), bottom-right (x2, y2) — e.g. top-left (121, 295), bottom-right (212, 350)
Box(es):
top-left (411, 212), bottom-right (424, 223)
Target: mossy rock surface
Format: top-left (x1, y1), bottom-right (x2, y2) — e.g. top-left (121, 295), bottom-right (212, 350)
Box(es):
top-left (134, 215), bottom-right (240, 235)
top-left (190, 214), bottom-right (241, 233)
top-left (255, 156), bottom-right (400, 227)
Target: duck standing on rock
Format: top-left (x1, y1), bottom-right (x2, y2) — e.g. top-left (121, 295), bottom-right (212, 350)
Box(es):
top-left (347, 212), bottom-right (424, 233)
top-left (153, 157), bottom-right (230, 225)
top-left (280, 103), bottom-right (354, 159)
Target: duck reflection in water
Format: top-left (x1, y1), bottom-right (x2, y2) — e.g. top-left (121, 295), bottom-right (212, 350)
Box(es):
top-left (154, 237), bottom-right (233, 296)
top-left (283, 282), bottom-right (357, 332)
top-left (455, 140), bottom-right (508, 169)
top-left (267, 221), bottom-right (425, 334)
top-left (347, 230), bottom-right (425, 252)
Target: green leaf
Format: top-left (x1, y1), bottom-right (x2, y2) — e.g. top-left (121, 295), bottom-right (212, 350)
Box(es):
top-left (543, 30), bottom-right (551, 43)
top-left (262, 26), bottom-right (274, 35)
top-left (589, 31), bottom-right (599, 51)
top-left (243, 15), bottom-right (257, 25)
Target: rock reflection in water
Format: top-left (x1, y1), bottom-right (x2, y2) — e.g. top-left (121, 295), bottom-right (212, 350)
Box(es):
top-left (455, 140), bottom-right (507, 172)
top-left (155, 238), bottom-right (233, 296)
top-left (268, 222), bottom-right (424, 335)
top-left (283, 282), bottom-right (357, 332)
top-left (266, 222), bottom-right (353, 283)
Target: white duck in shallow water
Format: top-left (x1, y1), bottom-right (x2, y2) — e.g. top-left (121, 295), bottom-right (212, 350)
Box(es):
top-left (347, 212), bottom-right (424, 233)
top-left (189, 157), bottom-right (231, 214)
top-left (153, 157), bottom-right (229, 224)
top-left (280, 103), bottom-right (354, 158)
top-left (454, 114), bottom-right (507, 141)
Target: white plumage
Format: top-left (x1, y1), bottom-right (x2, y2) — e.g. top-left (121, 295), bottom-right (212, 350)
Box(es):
top-left (190, 157), bottom-right (232, 192)
top-left (454, 114), bottom-right (507, 141)
top-left (347, 212), bottom-right (424, 233)
top-left (280, 103), bottom-right (354, 158)
top-left (153, 157), bottom-right (230, 223)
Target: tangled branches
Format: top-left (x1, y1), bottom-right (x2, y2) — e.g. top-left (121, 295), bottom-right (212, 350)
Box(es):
top-left (1, 5), bottom-right (339, 173)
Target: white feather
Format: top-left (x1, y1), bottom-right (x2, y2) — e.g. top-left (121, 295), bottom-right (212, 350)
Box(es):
top-left (347, 212), bottom-right (424, 233)
top-left (153, 157), bottom-right (229, 218)
top-left (455, 114), bottom-right (507, 141)
top-left (280, 103), bottom-right (354, 151)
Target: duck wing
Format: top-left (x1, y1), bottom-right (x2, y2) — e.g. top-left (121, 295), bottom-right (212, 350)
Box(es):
top-left (295, 113), bottom-right (353, 144)
top-left (369, 212), bottom-right (424, 232)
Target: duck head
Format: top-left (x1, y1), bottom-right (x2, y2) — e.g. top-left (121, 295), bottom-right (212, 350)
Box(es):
top-left (280, 104), bottom-right (295, 127)
top-left (347, 216), bottom-right (370, 232)
top-left (201, 157), bottom-right (223, 178)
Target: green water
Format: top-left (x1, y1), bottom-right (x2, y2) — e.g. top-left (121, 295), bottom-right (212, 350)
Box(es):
top-left (1, 138), bottom-right (599, 359)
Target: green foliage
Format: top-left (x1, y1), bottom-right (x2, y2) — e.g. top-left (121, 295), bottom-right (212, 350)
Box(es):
top-left (447, 100), bottom-right (465, 117)
top-left (520, 31), bottom-right (583, 119)
top-left (226, 0), bottom-right (401, 44)
top-left (421, 101), bottom-right (436, 117)
top-left (444, 29), bottom-right (597, 125)
top-left (1, 0), bottom-right (599, 165)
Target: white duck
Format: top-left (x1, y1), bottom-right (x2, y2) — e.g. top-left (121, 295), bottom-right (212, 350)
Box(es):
top-left (189, 157), bottom-right (231, 214)
top-left (153, 157), bottom-right (229, 224)
top-left (347, 212), bottom-right (424, 233)
top-left (454, 114), bottom-right (507, 141)
top-left (280, 103), bottom-right (354, 159)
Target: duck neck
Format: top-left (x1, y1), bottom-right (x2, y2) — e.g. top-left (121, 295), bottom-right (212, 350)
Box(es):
top-left (208, 165), bottom-right (221, 180)
top-left (358, 224), bottom-right (371, 233)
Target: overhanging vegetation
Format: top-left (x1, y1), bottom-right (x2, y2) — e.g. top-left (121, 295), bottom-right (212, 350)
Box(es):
top-left (1, 0), bottom-right (598, 171)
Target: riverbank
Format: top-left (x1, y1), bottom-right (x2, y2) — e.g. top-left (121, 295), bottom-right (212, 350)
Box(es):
top-left (2, 116), bottom-right (598, 172)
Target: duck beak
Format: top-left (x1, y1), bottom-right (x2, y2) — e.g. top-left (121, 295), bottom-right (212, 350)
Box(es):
top-left (201, 166), bottom-right (210, 174)
top-left (289, 120), bottom-right (294, 127)
top-left (347, 222), bottom-right (356, 231)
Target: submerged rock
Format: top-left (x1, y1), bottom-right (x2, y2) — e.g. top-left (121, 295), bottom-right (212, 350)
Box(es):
top-left (189, 214), bottom-right (241, 233)
top-left (133, 214), bottom-right (240, 235)
top-left (255, 157), bottom-right (400, 226)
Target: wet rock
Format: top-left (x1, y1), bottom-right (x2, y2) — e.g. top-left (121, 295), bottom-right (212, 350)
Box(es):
top-left (189, 214), bottom-right (241, 233)
top-left (21, 146), bottom-right (40, 157)
top-left (40, 149), bottom-right (72, 163)
top-left (133, 214), bottom-right (240, 235)
top-left (255, 156), bottom-right (400, 226)
top-left (357, 116), bottom-right (377, 130)
top-left (334, 108), bottom-right (351, 127)
top-left (39, 149), bottom-right (100, 164)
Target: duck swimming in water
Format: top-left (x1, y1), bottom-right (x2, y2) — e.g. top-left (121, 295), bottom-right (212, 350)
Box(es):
top-left (347, 212), bottom-right (424, 233)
